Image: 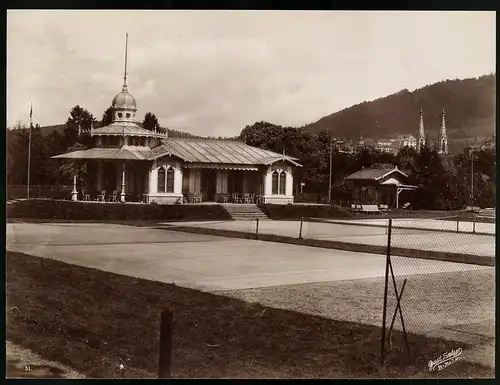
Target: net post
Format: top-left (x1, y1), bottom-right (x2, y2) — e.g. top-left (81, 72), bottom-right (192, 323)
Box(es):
top-left (255, 217), bottom-right (259, 240)
top-left (472, 212), bottom-right (476, 234)
top-left (456, 214), bottom-right (459, 233)
top-left (298, 216), bottom-right (304, 239)
top-left (381, 218), bottom-right (392, 362)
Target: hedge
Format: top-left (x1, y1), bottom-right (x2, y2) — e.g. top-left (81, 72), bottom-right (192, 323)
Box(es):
top-left (7, 199), bottom-right (233, 221)
top-left (7, 185), bottom-right (73, 200)
top-left (258, 203), bottom-right (352, 220)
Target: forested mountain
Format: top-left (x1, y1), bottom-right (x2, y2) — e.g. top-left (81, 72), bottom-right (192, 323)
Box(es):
top-left (303, 74), bottom-right (496, 146)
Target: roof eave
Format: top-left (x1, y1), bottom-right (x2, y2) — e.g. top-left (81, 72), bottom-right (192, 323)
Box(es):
top-left (149, 151), bottom-right (190, 162)
top-left (263, 156), bottom-right (303, 167)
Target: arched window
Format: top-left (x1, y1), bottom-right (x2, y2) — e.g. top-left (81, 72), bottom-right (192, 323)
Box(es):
top-left (166, 168), bottom-right (175, 193)
top-left (272, 171), bottom-right (279, 195)
top-left (279, 172), bottom-right (286, 195)
top-left (157, 168), bottom-right (166, 193)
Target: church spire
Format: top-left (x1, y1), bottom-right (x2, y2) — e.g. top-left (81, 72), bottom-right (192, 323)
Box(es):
top-left (438, 108), bottom-right (448, 154)
top-left (123, 33), bottom-right (129, 92)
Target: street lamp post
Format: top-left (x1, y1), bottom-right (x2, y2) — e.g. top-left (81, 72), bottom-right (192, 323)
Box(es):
top-left (328, 132), bottom-right (333, 204)
top-left (470, 140), bottom-right (477, 208)
top-left (471, 148), bottom-right (474, 207)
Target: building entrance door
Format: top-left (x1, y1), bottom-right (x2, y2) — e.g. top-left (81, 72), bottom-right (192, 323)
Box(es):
top-left (202, 169), bottom-right (217, 201)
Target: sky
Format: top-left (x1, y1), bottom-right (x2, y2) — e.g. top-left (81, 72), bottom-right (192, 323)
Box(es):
top-left (7, 10), bottom-right (496, 137)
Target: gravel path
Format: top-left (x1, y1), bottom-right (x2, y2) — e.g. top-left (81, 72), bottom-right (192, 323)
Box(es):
top-left (221, 268), bottom-right (495, 366)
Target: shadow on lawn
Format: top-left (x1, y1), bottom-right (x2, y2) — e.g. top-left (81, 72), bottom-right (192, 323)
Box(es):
top-left (6, 251), bottom-right (494, 379)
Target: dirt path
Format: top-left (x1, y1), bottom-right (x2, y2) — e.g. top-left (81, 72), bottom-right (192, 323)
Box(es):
top-left (6, 341), bottom-right (85, 379)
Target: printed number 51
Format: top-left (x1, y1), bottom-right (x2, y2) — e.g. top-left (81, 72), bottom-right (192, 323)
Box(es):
top-left (24, 365), bottom-right (32, 372)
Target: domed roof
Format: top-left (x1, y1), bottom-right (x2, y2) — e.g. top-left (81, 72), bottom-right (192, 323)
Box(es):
top-left (112, 88), bottom-right (137, 109)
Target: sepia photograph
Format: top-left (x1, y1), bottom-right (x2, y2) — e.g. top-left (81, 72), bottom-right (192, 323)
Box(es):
top-left (6, 9), bottom-right (496, 379)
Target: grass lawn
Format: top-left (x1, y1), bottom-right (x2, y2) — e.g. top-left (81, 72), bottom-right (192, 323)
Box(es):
top-left (6, 251), bottom-right (493, 379)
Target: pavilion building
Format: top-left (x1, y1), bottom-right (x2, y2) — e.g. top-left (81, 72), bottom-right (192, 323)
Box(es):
top-left (52, 34), bottom-right (302, 204)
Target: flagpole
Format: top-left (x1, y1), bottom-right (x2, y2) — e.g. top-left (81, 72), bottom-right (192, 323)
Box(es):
top-left (27, 103), bottom-right (32, 199)
top-left (328, 129), bottom-right (333, 204)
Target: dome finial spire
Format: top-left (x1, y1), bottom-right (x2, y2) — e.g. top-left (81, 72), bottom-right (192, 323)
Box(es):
top-left (123, 33), bottom-right (128, 91)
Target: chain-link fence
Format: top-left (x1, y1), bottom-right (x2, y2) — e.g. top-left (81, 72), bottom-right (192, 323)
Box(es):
top-left (381, 216), bottom-right (495, 366)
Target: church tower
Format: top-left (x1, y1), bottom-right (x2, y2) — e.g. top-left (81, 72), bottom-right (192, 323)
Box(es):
top-left (417, 108), bottom-right (426, 151)
top-left (438, 109), bottom-right (449, 155)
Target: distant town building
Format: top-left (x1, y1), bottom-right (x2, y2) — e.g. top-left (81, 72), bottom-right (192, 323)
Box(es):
top-left (397, 134), bottom-right (418, 150)
top-left (375, 138), bottom-right (399, 154)
top-left (464, 136), bottom-right (495, 156)
top-left (354, 132), bottom-right (365, 151)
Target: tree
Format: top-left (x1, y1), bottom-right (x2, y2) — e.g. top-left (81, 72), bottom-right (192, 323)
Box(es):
top-left (55, 142), bottom-right (88, 186)
top-left (410, 145), bottom-right (459, 210)
top-left (101, 106), bottom-right (113, 127)
top-left (7, 121), bottom-right (29, 185)
top-left (63, 105), bottom-right (97, 149)
top-left (142, 112), bottom-right (160, 131)
top-left (396, 146), bottom-right (418, 173)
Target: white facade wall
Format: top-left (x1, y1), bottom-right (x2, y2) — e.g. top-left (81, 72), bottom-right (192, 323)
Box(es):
top-left (262, 162), bottom-right (295, 204)
top-left (145, 156), bottom-right (297, 204)
top-left (148, 158), bottom-right (183, 204)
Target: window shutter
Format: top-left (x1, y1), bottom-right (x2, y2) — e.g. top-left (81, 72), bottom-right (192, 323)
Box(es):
top-left (157, 168), bottom-right (166, 193)
top-left (279, 172), bottom-right (286, 195)
top-left (166, 168), bottom-right (175, 193)
top-left (272, 171), bottom-right (279, 195)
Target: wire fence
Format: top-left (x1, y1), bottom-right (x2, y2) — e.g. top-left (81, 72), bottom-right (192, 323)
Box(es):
top-left (162, 214), bottom-right (495, 364)
top-left (381, 217), bottom-right (495, 364)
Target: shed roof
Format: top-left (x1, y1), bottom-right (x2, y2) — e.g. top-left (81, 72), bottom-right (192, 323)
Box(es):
top-left (345, 167), bottom-right (408, 181)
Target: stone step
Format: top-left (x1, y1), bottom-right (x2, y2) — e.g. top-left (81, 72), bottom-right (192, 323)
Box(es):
top-left (230, 216), bottom-right (269, 221)
top-left (222, 203), bottom-right (269, 221)
top-left (231, 215), bottom-right (269, 219)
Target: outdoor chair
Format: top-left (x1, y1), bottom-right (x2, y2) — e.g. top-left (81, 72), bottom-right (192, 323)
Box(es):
top-left (189, 193), bottom-right (202, 203)
top-left (96, 190), bottom-right (106, 202)
top-left (232, 193), bottom-right (241, 203)
top-left (108, 190), bottom-right (118, 202)
top-left (219, 193), bottom-right (228, 203)
top-left (244, 193), bottom-right (253, 204)
top-left (82, 189), bottom-right (91, 201)
top-left (379, 204), bottom-right (389, 213)
top-left (254, 194), bottom-right (263, 204)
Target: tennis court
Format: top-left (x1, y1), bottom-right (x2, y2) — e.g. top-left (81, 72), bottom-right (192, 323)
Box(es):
top-left (6, 222), bottom-right (489, 291)
top-left (161, 218), bottom-right (495, 258)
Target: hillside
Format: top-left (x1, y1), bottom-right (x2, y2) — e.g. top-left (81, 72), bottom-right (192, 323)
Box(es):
top-left (303, 74), bottom-right (496, 147)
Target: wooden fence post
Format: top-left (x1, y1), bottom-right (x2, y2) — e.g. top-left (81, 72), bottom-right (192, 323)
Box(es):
top-left (158, 309), bottom-right (173, 378)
